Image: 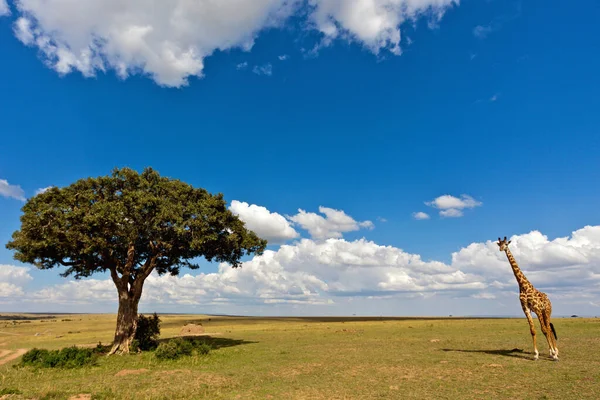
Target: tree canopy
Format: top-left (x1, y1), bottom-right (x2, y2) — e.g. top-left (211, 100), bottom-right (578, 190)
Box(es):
top-left (7, 167), bottom-right (267, 353)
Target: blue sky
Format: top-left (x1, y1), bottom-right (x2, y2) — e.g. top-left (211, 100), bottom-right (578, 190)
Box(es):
top-left (1, 0), bottom-right (599, 316)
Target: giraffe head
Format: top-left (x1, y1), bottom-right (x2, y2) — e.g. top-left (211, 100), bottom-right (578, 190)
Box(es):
top-left (497, 236), bottom-right (511, 251)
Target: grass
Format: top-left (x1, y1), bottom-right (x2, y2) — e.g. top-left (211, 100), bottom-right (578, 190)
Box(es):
top-left (0, 314), bottom-right (599, 399)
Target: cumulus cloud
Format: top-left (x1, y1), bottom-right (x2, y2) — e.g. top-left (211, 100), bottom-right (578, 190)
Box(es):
top-left (310, 0), bottom-right (458, 55)
top-left (288, 206), bottom-right (374, 240)
top-left (0, 179), bottom-right (26, 201)
top-left (31, 279), bottom-right (115, 304)
top-left (252, 63), bottom-right (273, 76)
top-left (412, 212), bottom-right (430, 220)
top-left (426, 194), bottom-right (482, 218)
top-left (452, 226), bottom-right (600, 300)
top-left (8, 0), bottom-right (459, 87)
top-left (229, 200), bottom-right (299, 243)
top-left (236, 62), bottom-right (248, 70)
top-left (278, 54), bottom-right (289, 60)
top-left (0, 265), bottom-right (33, 298)
top-left (439, 208), bottom-right (463, 218)
top-left (14, 225), bottom-right (600, 315)
top-left (0, 0), bottom-right (10, 16)
top-left (30, 237), bottom-right (483, 308)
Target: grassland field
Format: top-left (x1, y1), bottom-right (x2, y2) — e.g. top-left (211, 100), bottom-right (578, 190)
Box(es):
top-left (0, 314), bottom-right (598, 400)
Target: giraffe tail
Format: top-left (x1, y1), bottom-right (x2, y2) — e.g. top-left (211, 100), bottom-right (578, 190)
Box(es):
top-left (550, 322), bottom-right (558, 340)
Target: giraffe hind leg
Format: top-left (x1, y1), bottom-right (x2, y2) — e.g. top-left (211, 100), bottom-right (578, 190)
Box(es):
top-left (544, 312), bottom-right (559, 360)
top-left (537, 314), bottom-right (555, 359)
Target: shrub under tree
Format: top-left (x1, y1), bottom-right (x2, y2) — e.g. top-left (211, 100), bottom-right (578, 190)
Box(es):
top-left (133, 313), bottom-right (161, 351)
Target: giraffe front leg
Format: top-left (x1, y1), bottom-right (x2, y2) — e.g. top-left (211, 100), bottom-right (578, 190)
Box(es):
top-left (523, 306), bottom-right (538, 360)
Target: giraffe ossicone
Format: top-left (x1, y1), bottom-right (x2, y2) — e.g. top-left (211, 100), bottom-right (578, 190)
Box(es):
top-left (497, 236), bottom-right (559, 361)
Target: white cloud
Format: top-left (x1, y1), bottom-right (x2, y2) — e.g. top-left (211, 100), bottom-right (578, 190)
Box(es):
top-left (377, 217), bottom-right (388, 223)
top-left (451, 226), bottom-right (600, 297)
top-left (426, 194), bottom-right (481, 210)
top-left (9, 0), bottom-right (459, 87)
top-left (471, 292), bottom-right (496, 299)
top-left (31, 279), bottom-right (115, 304)
top-left (0, 265), bottom-right (33, 298)
top-left (0, 179), bottom-right (26, 201)
top-left (229, 200), bottom-right (299, 244)
top-left (252, 63), bottom-right (273, 76)
top-left (278, 54), bottom-right (289, 60)
top-left (439, 208), bottom-right (463, 218)
top-left (236, 61), bottom-right (248, 70)
top-left (0, 0), bottom-right (10, 16)
top-left (412, 212), bottom-right (430, 220)
top-left (11, 0), bottom-right (297, 87)
top-left (310, 0), bottom-right (458, 55)
top-left (13, 225), bottom-right (600, 316)
top-left (30, 237), bottom-right (482, 309)
top-left (288, 206), bottom-right (374, 240)
top-left (490, 93), bottom-right (499, 102)
top-left (35, 186), bottom-right (53, 195)
top-left (425, 194), bottom-right (482, 218)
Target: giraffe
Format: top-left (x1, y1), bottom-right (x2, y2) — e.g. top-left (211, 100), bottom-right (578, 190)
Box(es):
top-left (497, 236), bottom-right (559, 361)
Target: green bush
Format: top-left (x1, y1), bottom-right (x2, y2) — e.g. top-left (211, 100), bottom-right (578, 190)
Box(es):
top-left (154, 337), bottom-right (212, 360)
top-left (196, 342), bottom-right (212, 355)
top-left (93, 341), bottom-right (110, 354)
top-left (134, 312), bottom-right (161, 351)
top-left (20, 346), bottom-right (97, 368)
top-left (155, 338), bottom-right (193, 360)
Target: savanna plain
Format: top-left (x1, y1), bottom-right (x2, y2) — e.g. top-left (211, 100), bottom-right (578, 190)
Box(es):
top-left (0, 314), bottom-right (598, 400)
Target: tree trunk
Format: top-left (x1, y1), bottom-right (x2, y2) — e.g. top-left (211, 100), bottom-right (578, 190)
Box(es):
top-left (109, 291), bottom-right (141, 355)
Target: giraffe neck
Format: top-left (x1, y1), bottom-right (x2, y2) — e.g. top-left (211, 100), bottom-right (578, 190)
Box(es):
top-left (504, 248), bottom-right (532, 291)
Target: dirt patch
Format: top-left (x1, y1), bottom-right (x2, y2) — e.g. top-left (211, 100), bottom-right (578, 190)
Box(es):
top-left (0, 349), bottom-right (11, 359)
top-left (430, 339), bottom-right (440, 343)
top-left (115, 368), bottom-right (149, 377)
top-left (0, 349), bottom-right (27, 365)
top-left (180, 323), bottom-right (205, 336)
top-left (68, 395), bottom-right (92, 400)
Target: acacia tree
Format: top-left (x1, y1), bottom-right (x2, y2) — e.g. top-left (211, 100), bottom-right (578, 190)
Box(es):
top-left (6, 167), bottom-right (267, 354)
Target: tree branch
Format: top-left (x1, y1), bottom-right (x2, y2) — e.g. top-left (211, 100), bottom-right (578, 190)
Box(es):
top-left (59, 259), bottom-right (78, 267)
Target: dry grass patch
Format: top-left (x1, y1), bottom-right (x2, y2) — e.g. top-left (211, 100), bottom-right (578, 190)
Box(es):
top-left (270, 363), bottom-right (323, 379)
top-left (68, 394), bottom-right (91, 400)
top-left (115, 368), bottom-right (148, 377)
